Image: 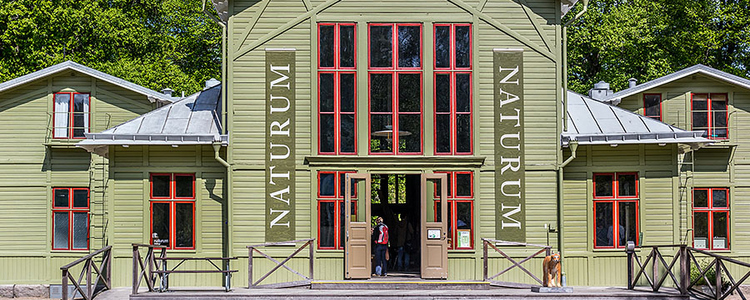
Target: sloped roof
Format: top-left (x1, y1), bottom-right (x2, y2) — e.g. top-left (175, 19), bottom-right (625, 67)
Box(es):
top-left (77, 81), bottom-right (227, 157)
top-left (0, 61), bottom-right (177, 104)
top-left (563, 91), bottom-right (712, 146)
top-left (606, 64), bottom-right (750, 102)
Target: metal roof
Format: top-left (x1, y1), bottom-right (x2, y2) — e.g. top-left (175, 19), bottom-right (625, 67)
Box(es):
top-left (77, 82), bottom-right (227, 157)
top-left (0, 61), bottom-right (177, 104)
top-left (606, 64), bottom-right (750, 102)
top-left (563, 90), bottom-right (712, 147)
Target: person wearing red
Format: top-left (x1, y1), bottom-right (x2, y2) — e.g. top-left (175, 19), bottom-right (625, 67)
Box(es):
top-left (372, 216), bottom-right (389, 276)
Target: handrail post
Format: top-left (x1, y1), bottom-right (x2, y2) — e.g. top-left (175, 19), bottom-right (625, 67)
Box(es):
top-left (652, 247), bottom-right (659, 292)
top-left (132, 245), bottom-right (138, 294)
top-left (483, 240), bottom-right (488, 281)
top-left (87, 259), bottom-right (92, 300)
top-left (716, 258), bottom-right (722, 300)
top-left (626, 241), bottom-right (635, 290)
top-left (309, 240), bottom-right (314, 280)
top-left (62, 269), bottom-right (69, 300)
top-left (679, 245), bottom-right (688, 295)
top-left (248, 247), bottom-right (254, 288)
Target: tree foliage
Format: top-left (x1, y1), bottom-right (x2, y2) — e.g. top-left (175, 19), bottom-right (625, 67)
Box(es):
top-left (0, 0), bottom-right (221, 95)
top-left (566, 0), bottom-right (750, 94)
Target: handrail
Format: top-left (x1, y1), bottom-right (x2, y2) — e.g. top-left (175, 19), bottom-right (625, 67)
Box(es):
top-left (131, 244), bottom-right (166, 295)
top-left (60, 246), bottom-right (112, 300)
top-left (247, 238), bottom-right (315, 289)
top-left (482, 238), bottom-right (551, 287)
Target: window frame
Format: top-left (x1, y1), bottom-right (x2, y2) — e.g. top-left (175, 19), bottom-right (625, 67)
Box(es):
top-left (434, 171), bottom-right (474, 250)
top-left (316, 171), bottom-right (357, 250)
top-left (52, 187), bottom-right (90, 251)
top-left (592, 172), bottom-right (640, 249)
top-left (691, 93), bottom-right (729, 140)
top-left (149, 173), bottom-right (196, 250)
top-left (52, 92), bottom-right (91, 139)
top-left (692, 187), bottom-right (730, 250)
top-left (643, 93), bottom-right (662, 121)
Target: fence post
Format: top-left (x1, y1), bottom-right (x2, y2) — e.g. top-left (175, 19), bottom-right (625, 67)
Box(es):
top-left (87, 259), bottom-right (92, 299)
top-left (482, 240), bottom-right (488, 281)
top-left (132, 245), bottom-right (138, 294)
top-left (652, 248), bottom-right (659, 292)
top-left (309, 240), bottom-right (314, 280)
top-left (715, 259), bottom-right (722, 300)
top-left (679, 245), bottom-right (688, 296)
top-left (626, 241), bottom-right (635, 290)
top-left (248, 247), bottom-right (254, 288)
top-left (62, 269), bottom-right (69, 300)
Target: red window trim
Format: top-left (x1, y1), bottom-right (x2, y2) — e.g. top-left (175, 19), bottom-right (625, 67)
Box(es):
top-left (433, 24), bottom-right (472, 70)
top-left (316, 199), bottom-right (358, 250)
top-left (434, 171), bottom-right (473, 198)
top-left (317, 171), bottom-right (357, 250)
top-left (692, 187), bottom-right (730, 250)
top-left (150, 173), bottom-right (196, 200)
top-left (434, 72), bottom-right (473, 155)
top-left (593, 172), bottom-right (639, 249)
top-left (51, 187), bottom-right (90, 251)
top-left (149, 173), bottom-right (196, 250)
top-left (433, 171), bottom-right (474, 250)
top-left (691, 93), bottom-right (729, 140)
top-left (318, 23), bottom-right (357, 70)
top-left (52, 92), bottom-right (91, 139)
top-left (434, 200), bottom-right (474, 250)
top-left (643, 93), bottom-right (662, 121)
top-left (367, 23), bottom-right (424, 71)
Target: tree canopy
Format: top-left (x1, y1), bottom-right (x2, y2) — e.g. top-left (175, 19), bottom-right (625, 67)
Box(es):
top-left (0, 0), bottom-right (221, 95)
top-left (566, 0), bottom-right (750, 94)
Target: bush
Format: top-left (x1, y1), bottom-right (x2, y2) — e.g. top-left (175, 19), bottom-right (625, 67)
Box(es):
top-left (690, 259), bottom-right (730, 292)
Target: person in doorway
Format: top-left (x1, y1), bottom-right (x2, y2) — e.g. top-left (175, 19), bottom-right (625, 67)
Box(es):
top-left (394, 214), bottom-right (414, 271)
top-left (372, 216), bottom-right (389, 276)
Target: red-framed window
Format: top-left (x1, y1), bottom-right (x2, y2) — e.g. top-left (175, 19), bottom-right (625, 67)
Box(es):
top-left (643, 93), bottom-right (661, 121)
top-left (593, 173), bottom-right (639, 249)
top-left (693, 188), bottom-right (730, 250)
top-left (318, 23), bottom-right (357, 155)
top-left (53, 92), bottom-right (90, 139)
top-left (150, 173), bottom-right (195, 250)
top-left (368, 23), bottom-right (423, 154)
top-left (434, 24), bottom-right (472, 155)
top-left (317, 171), bottom-right (357, 250)
top-left (52, 188), bottom-right (89, 250)
top-left (692, 93), bottom-right (728, 139)
top-left (434, 171), bottom-right (474, 250)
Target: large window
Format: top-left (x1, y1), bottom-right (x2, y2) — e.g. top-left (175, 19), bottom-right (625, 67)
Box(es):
top-left (318, 24), bottom-right (357, 154)
top-left (434, 171), bottom-right (473, 250)
top-left (317, 171), bottom-right (356, 250)
top-left (150, 173), bottom-right (195, 250)
top-left (692, 93), bottom-right (728, 139)
top-left (53, 92), bottom-right (90, 139)
top-left (52, 188), bottom-right (89, 250)
top-left (434, 24), bottom-right (472, 155)
top-left (593, 173), bottom-right (638, 249)
top-left (693, 188), bottom-right (729, 250)
top-left (643, 94), bottom-right (661, 121)
top-left (369, 24), bottom-right (423, 154)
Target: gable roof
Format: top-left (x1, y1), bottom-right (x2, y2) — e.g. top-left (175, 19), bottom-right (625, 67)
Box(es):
top-left (563, 90), bottom-right (712, 147)
top-left (606, 64), bottom-right (750, 101)
top-left (0, 61), bottom-right (177, 104)
top-left (77, 81), bottom-right (227, 157)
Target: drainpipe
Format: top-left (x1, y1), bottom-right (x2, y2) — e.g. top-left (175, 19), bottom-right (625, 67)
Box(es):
top-left (556, 141), bottom-right (578, 285)
top-left (213, 141), bottom-right (232, 267)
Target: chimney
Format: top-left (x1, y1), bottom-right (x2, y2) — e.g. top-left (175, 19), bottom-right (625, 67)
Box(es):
top-left (160, 88), bottom-right (174, 97)
top-left (205, 78), bottom-right (221, 89)
top-left (588, 81), bottom-right (614, 101)
top-left (628, 78), bottom-right (637, 89)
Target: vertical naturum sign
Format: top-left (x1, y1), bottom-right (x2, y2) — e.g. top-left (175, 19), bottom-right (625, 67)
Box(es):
top-left (494, 49), bottom-right (525, 242)
top-left (265, 49), bottom-right (296, 242)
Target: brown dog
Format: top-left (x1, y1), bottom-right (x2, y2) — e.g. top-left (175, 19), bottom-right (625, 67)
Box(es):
top-left (542, 253), bottom-right (561, 287)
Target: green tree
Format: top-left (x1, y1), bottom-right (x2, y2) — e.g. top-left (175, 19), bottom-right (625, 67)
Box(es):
top-left (0, 0), bottom-right (221, 95)
top-left (566, 0), bottom-right (750, 94)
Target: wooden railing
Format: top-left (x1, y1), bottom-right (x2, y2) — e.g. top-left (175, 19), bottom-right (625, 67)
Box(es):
top-left (626, 244), bottom-right (750, 299)
top-left (60, 246), bottom-right (112, 300)
top-left (482, 238), bottom-right (551, 287)
top-left (247, 239), bottom-right (314, 289)
top-left (131, 244), bottom-right (166, 294)
top-left (154, 257), bottom-right (237, 292)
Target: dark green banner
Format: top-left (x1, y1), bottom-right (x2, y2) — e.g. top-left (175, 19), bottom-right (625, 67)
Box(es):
top-left (265, 50), bottom-right (296, 242)
top-left (493, 49), bottom-right (525, 242)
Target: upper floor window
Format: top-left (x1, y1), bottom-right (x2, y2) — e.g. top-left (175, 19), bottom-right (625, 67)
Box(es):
top-left (692, 93), bottom-right (727, 139)
top-left (150, 173), bottom-right (195, 250)
top-left (435, 24), bottom-right (472, 155)
top-left (52, 188), bottom-right (89, 250)
top-left (693, 188), bottom-right (729, 250)
top-left (643, 94), bottom-right (661, 121)
top-left (369, 24), bottom-right (423, 154)
top-left (593, 173), bottom-right (638, 249)
top-left (54, 92), bottom-right (89, 139)
top-left (318, 24), bottom-right (357, 154)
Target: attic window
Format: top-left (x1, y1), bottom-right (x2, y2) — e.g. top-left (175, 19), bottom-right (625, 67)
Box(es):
top-left (53, 92), bottom-right (90, 139)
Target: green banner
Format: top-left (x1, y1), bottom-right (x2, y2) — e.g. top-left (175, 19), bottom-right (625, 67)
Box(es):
top-left (265, 50), bottom-right (296, 242)
top-left (493, 49), bottom-right (525, 242)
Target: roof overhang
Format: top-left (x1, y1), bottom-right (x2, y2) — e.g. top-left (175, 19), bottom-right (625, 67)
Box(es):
top-left (77, 133), bottom-right (228, 158)
top-left (562, 131), bottom-right (713, 149)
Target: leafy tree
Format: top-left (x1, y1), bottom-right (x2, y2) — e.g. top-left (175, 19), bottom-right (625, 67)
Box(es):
top-left (0, 0), bottom-right (221, 95)
top-left (566, 0), bottom-right (750, 94)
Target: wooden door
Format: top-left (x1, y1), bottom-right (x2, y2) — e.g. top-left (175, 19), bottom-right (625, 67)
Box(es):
top-left (345, 173), bottom-right (371, 279)
top-left (421, 173), bottom-right (448, 279)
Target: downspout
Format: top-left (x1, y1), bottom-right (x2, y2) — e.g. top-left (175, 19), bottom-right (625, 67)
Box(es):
top-left (556, 140), bottom-right (578, 285)
top-left (213, 141), bottom-right (232, 265)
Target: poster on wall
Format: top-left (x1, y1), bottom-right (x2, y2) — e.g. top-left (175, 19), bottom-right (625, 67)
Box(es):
top-left (493, 49), bottom-right (526, 243)
top-left (265, 49), bottom-right (296, 242)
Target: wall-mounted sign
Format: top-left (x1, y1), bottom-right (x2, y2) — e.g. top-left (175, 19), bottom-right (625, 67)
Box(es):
top-left (265, 49), bottom-right (296, 242)
top-left (428, 229), bottom-right (441, 240)
top-left (494, 49), bottom-right (526, 243)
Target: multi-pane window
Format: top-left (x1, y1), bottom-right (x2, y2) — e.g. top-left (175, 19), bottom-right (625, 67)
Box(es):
top-left (369, 24), bottom-right (423, 154)
top-left (434, 24), bottom-right (472, 155)
top-left (434, 171), bottom-right (473, 249)
top-left (150, 173), bottom-right (195, 250)
top-left (319, 24), bottom-right (357, 154)
top-left (643, 94), bottom-right (661, 121)
top-left (53, 92), bottom-right (90, 138)
top-left (317, 171), bottom-right (356, 250)
top-left (693, 188), bottom-right (729, 250)
top-left (692, 93), bottom-right (728, 139)
top-left (52, 188), bottom-right (89, 250)
top-left (593, 173), bottom-right (639, 249)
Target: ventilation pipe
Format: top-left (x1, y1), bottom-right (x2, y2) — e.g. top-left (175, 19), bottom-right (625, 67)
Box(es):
top-left (628, 78), bottom-right (637, 89)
